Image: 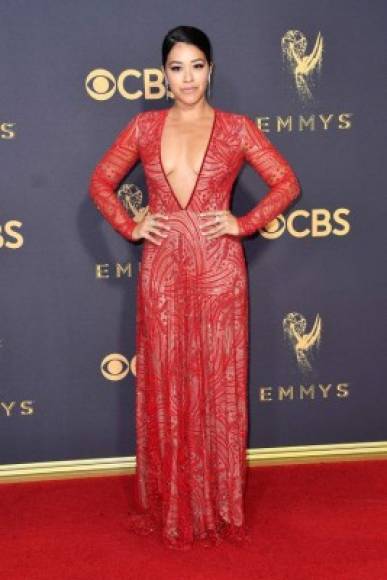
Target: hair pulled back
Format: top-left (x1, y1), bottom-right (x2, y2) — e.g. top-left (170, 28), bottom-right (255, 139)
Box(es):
top-left (161, 25), bottom-right (213, 67)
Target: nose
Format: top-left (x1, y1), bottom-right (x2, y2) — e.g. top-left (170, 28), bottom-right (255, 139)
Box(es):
top-left (183, 67), bottom-right (194, 82)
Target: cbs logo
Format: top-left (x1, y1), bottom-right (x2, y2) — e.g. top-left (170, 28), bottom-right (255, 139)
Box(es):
top-left (0, 220), bottom-right (24, 249)
top-left (260, 208), bottom-right (350, 239)
top-left (85, 68), bottom-right (170, 101)
top-left (100, 353), bottom-right (136, 381)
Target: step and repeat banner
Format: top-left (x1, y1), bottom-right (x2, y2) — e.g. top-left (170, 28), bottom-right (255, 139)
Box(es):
top-left (1, 0), bottom-right (386, 466)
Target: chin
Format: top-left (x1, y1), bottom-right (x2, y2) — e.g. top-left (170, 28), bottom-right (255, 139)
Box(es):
top-left (179, 91), bottom-right (204, 101)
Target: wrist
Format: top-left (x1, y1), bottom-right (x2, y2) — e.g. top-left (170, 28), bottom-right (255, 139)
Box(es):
top-left (235, 216), bottom-right (248, 238)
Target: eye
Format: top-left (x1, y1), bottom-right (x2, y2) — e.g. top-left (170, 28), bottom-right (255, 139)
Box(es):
top-left (170, 66), bottom-right (181, 72)
top-left (194, 63), bottom-right (204, 69)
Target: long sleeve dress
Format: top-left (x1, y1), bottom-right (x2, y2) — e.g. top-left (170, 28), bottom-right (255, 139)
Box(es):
top-left (89, 107), bottom-right (301, 551)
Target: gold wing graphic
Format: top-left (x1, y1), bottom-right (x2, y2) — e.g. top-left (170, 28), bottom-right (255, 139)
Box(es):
top-left (295, 314), bottom-right (322, 351)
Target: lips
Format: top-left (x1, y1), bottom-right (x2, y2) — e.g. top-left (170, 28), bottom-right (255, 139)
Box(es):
top-left (181, 87), bottom-right (197, 92)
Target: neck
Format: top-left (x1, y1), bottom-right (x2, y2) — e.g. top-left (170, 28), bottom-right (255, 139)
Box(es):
top-left (168, 99), bottom-right (214, 121)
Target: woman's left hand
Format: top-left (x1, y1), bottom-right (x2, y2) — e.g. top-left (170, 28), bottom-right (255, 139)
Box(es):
top-left (198, 210), bottom-right (240, 239)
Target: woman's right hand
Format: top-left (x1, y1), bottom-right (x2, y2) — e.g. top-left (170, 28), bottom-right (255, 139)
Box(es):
top-left (132, 212), bottom-right (171, 244)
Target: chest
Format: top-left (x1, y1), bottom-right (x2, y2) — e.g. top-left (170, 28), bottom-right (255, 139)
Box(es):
top-left (138, 110), bottom-right (244, 177)
top-left (160, 121), bottom-right (214, 176)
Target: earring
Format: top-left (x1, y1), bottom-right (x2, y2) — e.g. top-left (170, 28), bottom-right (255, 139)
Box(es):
top-left (164, 77), bottom-right (169, 100)
top-left (207, 73), bottom-right (212, 98)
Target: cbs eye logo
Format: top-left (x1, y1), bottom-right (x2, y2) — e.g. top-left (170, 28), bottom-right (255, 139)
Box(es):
top-left (100, 353), bottom-right (136, 381)
top-left (85, 68), bottom-right (167, 101)
top-left (0, 220), bottom-right (24, 249)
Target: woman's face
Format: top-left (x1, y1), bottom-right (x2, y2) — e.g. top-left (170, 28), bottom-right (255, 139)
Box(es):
top-left (163, 41), bottom-right (212, 104)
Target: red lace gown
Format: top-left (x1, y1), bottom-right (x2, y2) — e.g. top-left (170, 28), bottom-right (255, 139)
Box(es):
top-left (89, 107), bottom-right (301, 550)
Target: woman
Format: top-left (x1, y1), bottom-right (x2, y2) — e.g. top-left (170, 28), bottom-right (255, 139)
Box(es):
top-left (89, 25), bottom-right (301, 550)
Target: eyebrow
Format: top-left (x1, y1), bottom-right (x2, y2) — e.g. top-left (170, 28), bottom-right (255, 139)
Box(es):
top-left (168, 58), bottom-right (204, 64)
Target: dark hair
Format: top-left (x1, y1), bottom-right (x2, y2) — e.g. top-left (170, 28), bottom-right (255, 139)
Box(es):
top-left (161, 25), bottom-right (213, 67)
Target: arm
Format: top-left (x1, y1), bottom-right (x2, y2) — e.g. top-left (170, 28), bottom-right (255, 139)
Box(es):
top-left (88, 113), bottom-right (141, 242)
top-left (236, 115), bottom-right (301, 237)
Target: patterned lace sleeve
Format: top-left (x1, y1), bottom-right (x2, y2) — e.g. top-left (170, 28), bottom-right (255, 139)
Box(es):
top-left (89, 113), bottom-right (141, 242)
top-left (236, 114), bottom-right (301, 237)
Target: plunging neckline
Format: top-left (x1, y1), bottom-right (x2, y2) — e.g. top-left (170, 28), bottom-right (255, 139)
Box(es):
top-left (158, 107), bottom-right (217, 211)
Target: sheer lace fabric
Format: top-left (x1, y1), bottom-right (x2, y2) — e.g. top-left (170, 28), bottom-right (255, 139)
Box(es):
top-left (89, 108), bottom-right (300, 550)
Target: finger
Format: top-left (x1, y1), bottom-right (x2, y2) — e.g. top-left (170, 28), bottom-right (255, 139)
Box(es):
top-left (151, 213), bottom-right (170, 220)
top-left (150, 225), bottom-right (169, 238)
top-left (200, 218), bottom-right (226, 230)
top-left (201, 223), bottom-right (226, 237)
top-left (148, 228), bottom-right (168, 238)
top-left (150, 223), bottom-right (170, 235)
top-left (146, 232), bottom-right (162, 245)
top-left (152, 221), bottom-right (171, 231)
top-left (199, 210), bottom-right (220, 217)
top-left (207, 229), bottom-right (226, 239)
top-left (199, 210), bottom-right (229, 217)
top-left (207, 223), bottom-right (227, 237)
